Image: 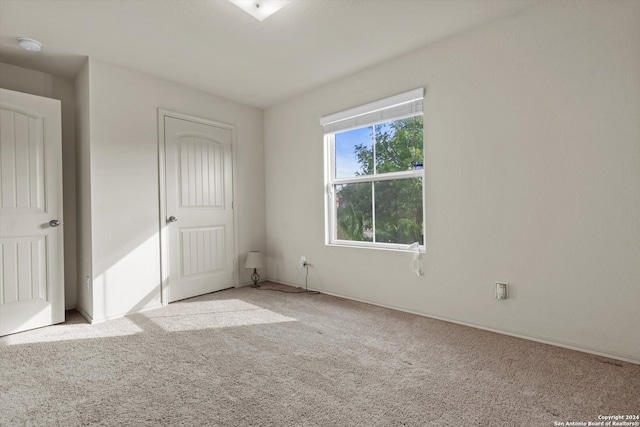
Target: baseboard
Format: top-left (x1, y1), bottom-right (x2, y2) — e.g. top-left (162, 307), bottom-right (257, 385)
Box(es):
top-left (86, 303), bottom-right (164, 324)
top-left (75, 305), bottom-right (93, 324)
top-left (236, 279), bottom-right (268, 288)
top-left (267, 278), bottom-right (640, 365)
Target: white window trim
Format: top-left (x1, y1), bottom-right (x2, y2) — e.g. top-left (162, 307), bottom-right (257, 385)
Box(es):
top-left (320, 88), bottom-right (424, 134)
top-left (321, 89), bottom-right (426, 251)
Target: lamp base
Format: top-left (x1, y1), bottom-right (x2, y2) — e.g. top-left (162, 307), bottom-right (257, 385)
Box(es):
top-left (251, 268), bottom-right (260, 288)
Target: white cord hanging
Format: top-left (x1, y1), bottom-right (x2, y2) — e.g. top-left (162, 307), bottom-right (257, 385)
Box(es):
top-left (408, 242), bottom-right (423, 276)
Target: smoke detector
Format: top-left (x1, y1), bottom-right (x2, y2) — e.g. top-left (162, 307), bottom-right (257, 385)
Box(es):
top-left (18, 38), bottom-right (42, 52)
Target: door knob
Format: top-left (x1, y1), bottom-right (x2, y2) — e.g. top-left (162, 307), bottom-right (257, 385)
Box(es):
top-left (168, 216), bottom-right (178, 223)
top-left (49, 219), bottom-right (60, 227)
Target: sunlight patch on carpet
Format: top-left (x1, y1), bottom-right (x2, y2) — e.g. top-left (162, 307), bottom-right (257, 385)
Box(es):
top-left (1, 317), bottom-right (143, 346)
top-left (144, 299), bottom-right (297, 332)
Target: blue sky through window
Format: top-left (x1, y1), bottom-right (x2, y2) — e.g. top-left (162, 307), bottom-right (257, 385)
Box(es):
top-left (335, 122), bottom-right (399, 178)
top-left (335, 126), bottom-right (372, 178)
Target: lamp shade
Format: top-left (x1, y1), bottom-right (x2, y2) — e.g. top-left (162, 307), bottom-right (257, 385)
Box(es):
top-left (245, 251), bottom-right (263, 269)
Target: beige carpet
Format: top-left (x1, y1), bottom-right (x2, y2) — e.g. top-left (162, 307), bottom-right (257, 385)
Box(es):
top-left (1, 281), bottom-right (638, 426)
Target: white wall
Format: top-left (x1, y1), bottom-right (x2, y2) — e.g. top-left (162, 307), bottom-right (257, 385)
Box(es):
top-left (264, 0), bottom-right (640, 362)
top-left (0, 62), bottom-right (78, 310)
top-left (74, 60), bottom-right (93, 319)
top-left (81, 58), bottom-right (265, 322)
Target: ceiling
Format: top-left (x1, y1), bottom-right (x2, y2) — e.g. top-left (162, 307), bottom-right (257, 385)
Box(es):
top-left (0, 0), bottom-right (541, 109)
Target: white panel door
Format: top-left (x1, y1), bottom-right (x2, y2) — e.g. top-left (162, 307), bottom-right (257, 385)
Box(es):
top-left (0, 88), bottom-right (64, 336)
top-left (164, 116), bottom-right (234, 302)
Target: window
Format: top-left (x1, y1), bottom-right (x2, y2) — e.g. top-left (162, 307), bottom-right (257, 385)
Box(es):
top-left (321, 89), bottom-right (425, 250)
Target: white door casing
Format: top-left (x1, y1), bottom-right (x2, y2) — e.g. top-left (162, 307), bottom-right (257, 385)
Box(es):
top-left (0, 88), bottom-right (64, 336)
top-left (159, 111), bottom-right (236, 303)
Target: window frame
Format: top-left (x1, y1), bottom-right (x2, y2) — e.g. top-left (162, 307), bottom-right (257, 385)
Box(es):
top-left (321, 89), bottom-right (426, 251)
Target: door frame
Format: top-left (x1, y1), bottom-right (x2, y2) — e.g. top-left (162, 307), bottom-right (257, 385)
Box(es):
top-left (157, 109), bottom-right (239, 306)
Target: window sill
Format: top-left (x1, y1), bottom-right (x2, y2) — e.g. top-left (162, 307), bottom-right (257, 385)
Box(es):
top-left (327, 240), bottom-right (424, 253)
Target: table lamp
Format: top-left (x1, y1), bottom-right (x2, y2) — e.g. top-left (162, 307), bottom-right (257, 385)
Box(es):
top-left (245, 251), bottom-right (263, 288)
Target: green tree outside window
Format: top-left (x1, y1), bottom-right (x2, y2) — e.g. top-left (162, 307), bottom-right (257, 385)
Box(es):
top-left (335, 116), bottom-right (423, 245)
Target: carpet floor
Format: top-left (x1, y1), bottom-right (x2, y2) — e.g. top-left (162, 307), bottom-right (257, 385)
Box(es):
top-left (1, 281), bottom-right (638, 426)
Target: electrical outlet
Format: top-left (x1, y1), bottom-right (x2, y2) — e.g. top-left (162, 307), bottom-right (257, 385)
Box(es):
top-left (299, 256), bottom-right (307, 268)
top-left (85, 276), bottom-right (91, 291)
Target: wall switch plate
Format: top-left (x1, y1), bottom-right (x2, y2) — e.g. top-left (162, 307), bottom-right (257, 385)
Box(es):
top-left (496, 282), bottom-right (508, 299)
